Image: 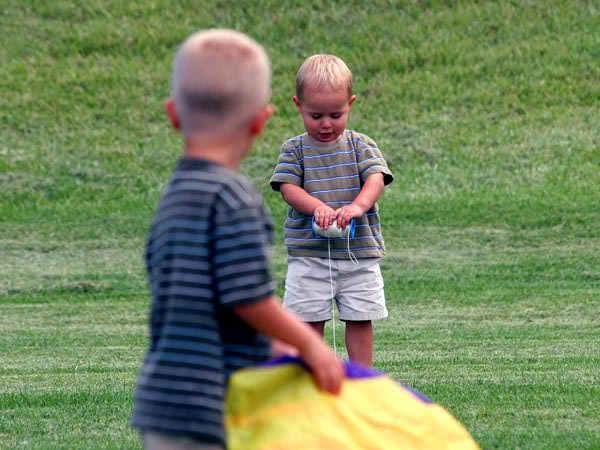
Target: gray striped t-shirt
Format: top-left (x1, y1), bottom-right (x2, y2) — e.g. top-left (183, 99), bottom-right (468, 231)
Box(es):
top-left (270, 129), bottom-right (393, 259)
top-left (132, 158), bottom-right (274, 446)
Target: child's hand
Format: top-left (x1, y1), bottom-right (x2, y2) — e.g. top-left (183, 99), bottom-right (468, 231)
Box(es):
top-left (234, 297), bottom-right (343, 394)
top-left (336, 203), bottom-right (365, 229)
top-left (300, 335), bottom-right (345, 394)
top-left (313, 204), bottom-right (337, 229)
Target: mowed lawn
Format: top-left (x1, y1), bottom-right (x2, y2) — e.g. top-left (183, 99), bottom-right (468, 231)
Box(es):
top-left (1, 1), bottom-right (599, 449)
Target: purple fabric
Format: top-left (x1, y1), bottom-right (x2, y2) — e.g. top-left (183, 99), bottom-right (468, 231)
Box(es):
top-left (344, 360), bottom-right (382, 379)
top-left (259, 356), bottom-right (433, 404)
top-left (262, 355), bottom-right (309, 369)
top-left (405, 387), bottom-right (434, 404)
top-left (262, 355), bottom-right (380, 378)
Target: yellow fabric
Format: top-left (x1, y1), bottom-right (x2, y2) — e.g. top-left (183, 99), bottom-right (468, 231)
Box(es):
top-left (226, 362), bottom-right (480, 450)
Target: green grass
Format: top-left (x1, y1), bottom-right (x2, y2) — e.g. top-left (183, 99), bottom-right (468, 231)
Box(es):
top-left (1, 1), bottom-right (599, 448)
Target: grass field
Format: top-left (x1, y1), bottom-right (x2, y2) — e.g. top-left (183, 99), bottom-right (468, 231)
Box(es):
top-left (1, 1), bottom-right (599, 448)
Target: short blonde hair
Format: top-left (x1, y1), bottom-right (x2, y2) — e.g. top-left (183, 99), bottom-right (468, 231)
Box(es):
top-left (171, 29), bottom-right (271, 137)
top-left (296, 54), bottom-right (353, 100)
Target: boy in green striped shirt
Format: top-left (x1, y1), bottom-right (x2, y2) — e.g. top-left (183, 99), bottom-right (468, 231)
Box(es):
top-left (270, 54), bottom-right (394, 367)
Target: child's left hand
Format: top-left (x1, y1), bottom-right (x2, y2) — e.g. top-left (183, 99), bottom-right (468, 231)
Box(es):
top-left (336, 203), bottom-right (365, 229)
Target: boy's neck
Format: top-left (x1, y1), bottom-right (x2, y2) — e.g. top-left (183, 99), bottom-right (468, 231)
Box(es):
top-left (182, 134), bottom-right (252, 170)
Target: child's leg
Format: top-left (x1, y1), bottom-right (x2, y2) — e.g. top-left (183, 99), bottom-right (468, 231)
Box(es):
top-left (336, 258), bottom-right (386, 367)
top-left (345, 320), bottom-right (373, 367)
top-left (307, 321), bottom-right (326, 338)
top-left (283, 257), bottom-right (336, 335)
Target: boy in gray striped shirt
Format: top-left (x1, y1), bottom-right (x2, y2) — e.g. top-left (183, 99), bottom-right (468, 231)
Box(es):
top-left (132, 31), bottom-right (343, 450)
top-left (270, 54), bottom-right (394, 368)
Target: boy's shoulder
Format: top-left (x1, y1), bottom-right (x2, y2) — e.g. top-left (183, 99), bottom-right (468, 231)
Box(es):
top-left (172, 158), bottom-right (262, 211)
top-left (346, 129), bottom-right (379, 148)
top-left (280, 133), bottom-right (306, 151)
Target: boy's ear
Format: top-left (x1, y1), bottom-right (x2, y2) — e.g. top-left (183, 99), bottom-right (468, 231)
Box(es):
top-left (249, 104), bottom-right (275, 137)
top-left (165, 99), bottom-right (181, 130)
top-left (292, 95), bottom-right (301, 109)
top-left (348, 94), bottom-right (357, 108)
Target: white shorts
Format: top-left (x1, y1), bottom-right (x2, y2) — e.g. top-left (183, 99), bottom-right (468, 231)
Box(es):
top-left (283, 256), bottom-right (387, 322)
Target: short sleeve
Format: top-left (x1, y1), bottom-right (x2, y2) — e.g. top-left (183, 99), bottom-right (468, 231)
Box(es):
top-left (354, 134), bottom-right (394, 186)
top-left (269, 140), bottom-right (304, 191)
top-left (213, 196), bottom-right (275, 307)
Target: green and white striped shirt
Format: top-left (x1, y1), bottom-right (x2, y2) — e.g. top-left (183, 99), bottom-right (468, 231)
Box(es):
top-left (270, 130), bottom-right (393, 259)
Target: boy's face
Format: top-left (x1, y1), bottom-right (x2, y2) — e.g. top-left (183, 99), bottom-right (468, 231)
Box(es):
top-left (293, 87), bottom-right (356, 143)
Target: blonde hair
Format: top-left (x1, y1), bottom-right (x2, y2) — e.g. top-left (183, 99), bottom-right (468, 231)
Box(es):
top-left (296, 54), bottom-right (353, 100)
top-left (171, 29), bottom-right (271, 137)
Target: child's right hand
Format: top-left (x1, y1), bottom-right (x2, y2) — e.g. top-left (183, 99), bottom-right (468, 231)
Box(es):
top-left (300, 335), bottom-right (345, 394)
top-left (313, 204), bottom-right (337, 229)
top-left (233, 297), bottom-right (344, 394)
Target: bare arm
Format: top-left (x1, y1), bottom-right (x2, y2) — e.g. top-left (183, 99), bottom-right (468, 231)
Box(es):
top-left (234, 296), bottom-right (344, 394)
top-left (353, 172), bottom-right (385, 212)
top-left (271, 339), bottom-right (298, 357)
top-left (280, 183), bottom-right (336, 229)
top-left (337, 173), bottom-right (385, 228)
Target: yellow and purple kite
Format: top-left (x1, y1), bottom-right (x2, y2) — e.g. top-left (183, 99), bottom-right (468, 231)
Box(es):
top-left (226, 356), bottom-right (480, 449)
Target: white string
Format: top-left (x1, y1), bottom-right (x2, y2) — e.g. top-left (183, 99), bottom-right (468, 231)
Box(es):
top-left (319, 219), bottom-right (359, 356)
top-left (327, 238), bottom-right (337, 355)
top-left (346, 227), bottom-right (359, 265)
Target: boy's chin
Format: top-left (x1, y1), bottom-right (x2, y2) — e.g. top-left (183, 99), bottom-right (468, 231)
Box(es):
top-left (313, 132), bottom-right (339, 142)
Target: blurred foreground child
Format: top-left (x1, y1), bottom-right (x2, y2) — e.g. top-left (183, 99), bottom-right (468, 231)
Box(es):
top-left (132, 30), bottom-right (343, 450)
